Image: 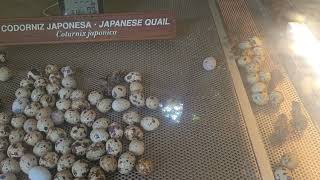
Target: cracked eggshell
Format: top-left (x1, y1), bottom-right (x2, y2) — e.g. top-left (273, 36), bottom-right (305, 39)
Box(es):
top-left (55, 138), bottom-right (73, 155)
top-left (11, 114), bottom-right (26, 129)
top-left (0, 124), bottom-right (11, 137)
top-left (99, 155), bottom-right (117, 173)
top-left (108, 122), bottom-right (123, 139)
top-left (24, 102), bottom-right (41, 117)
top-left (15, 88), bottom-right (31, 99)
top-left (45, 65), bottom-right (59, 75)
top-left (20, 153), bottom-right (38, 175)
top-left (7, 142), bottom-right (25, 158)
top-left (86, 142), bottom-right (106, 161)
top-left (40, 95), bottom-right (56, 108)
top-left (56, 99), bottom-right (71, 111)
top-left (37, 118), bottom-right (54, 133)
top-left (46, 83), bottom-right (60, 95)
top-left (0, 112), bottom-right (11, 125)
top-left (0, 138), bottom-right (9, 151)
top-left (123, 111), bottom-right (140, 125)
top-left (252, 92), bottom-right (269, 106)
top-left (70, 124), bottom-right (88, 140)
top-left (28, 166), bottom-right (51, 180)
top-left (88, 166), bottom-right (105, 180)
top-left (146, 96), bottom-right (160, 110)
top-left (36, 107), bottom-right (52, 121)
top-left (92, 118), bottom-right (110, 129)
top-left (54, 170), bottom-right (73, 180)
top-left (70, 90), bottom-right (86, 101)
top-left (62, 76), bottom-right (76, 89)
top-left (71, 138), bottom-right (91, 156)
top-left (39, 152), bottom-right (59, 169)
top-left (125, 125), bottom-right (144, 141)
top-left (9, 129), bottom-right (25, 144)
top-left (125, 72), bottom-right (142, 83)
top-left (105, 138), bottom-right (122, 156)
top-left (12, 98), bottom-right (29, 114)
top-left (50, 110), bottom-right (64, 125)
top-left (23, 119), bottom-right (37, 133)
top-left (118, 152), bottom-right (136, 175)
top-left (130, 82), bottom-right (143, 92)
top-left (57, 154), bottom-right (76, 172)
top-left (274, 167), bottom-right (292, 180)
top-left (112, 99), bottom-right (130, 112)
top-left (88, 91), bottom-right (103, 106)
top-left (1, 158), bottom-right (20, 174)
top-left (80, 109), bottom-right (96, 127)
top-left (20, 78), bottom-right (34, 90)
top-left (58, 88), bottom-right (73, 99)
top-left (24, 131), bottom-right (43, 146)
top-left (129, 91), bottom-right (145, 107)
top-left (96, 98), bottom-right (112, 113)
top-left (136, 159), bottom-right (154, 176)
top-left (34, 78), bottom-right (47, 89)
top-left (90, 128), bottom-right (109, 143)
top-left (0, 67), bottom-right (12, 82)
top-left (47, 127), bottom-right (67, 143)
top-left (112, 85), bottom-right (127, 99)
top-left (33, 140), bottom-right (53, 157)
top-left (71, 160), bottom-right (89, 178)
top-left (140, 117), bottom-right (160, 131)
top-left (251, 82), bottom-right (267, 93)
top-left (64, 110), bottom-right (80, 125)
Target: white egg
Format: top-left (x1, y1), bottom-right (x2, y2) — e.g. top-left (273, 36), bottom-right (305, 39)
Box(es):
top-left (112, 99), bottom-right (130, 112)
top-left (203, 57), bottom-right (217, 71)
top-left (129, 140), bottom-right (145, 156)
top-left (28, 166), bottom-right (51, 180)
top-left (0, 67), bottom-right (11, 82)
top-left (118, 152), bottom-right (136, 175)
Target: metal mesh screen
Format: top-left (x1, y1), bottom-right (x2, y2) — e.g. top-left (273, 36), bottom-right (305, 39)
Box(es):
top-left (217, 0), bottom-right (320, 179)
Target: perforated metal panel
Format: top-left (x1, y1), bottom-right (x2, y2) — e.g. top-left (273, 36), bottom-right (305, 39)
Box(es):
top-left (217, 0), bottom-right (320, 179)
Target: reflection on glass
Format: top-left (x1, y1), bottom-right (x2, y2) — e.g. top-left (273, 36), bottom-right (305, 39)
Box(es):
top-left (160, 98), bottom-right (184, 123)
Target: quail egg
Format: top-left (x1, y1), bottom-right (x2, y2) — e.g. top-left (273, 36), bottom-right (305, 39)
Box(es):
top-left (36, 107), bottom-right (52, 121)
top-left (47, 127), bottom-right (67, 143)
top-left (62, 76), bottom-right (76, 89)
top-left (34, 78), bottom-right (47, 88)
top-left (0, 124), bottom-right (11, 137)
top-left (33, 140), bottom-right (53, 157)
top-left (130, 82), bottom-right (144, 92)
top-left (108, 122), bottom-right (123, 139)
top-left (0, 67), bottom-right (11, 82)
top-left (71, 160), bottom-right (89, 178)
top-left (237, 56), bottom-right (252, 67)
top-left (19, 153), bottom-right (38, 174)
top-left (86, 142), bottom-right (106, 161)
top-left (122, 111), bottom-right (140, 125)
top-left (20, 78), bottom-right (34, 90)
top-left (270, 91), bottom-right (284, 106)
top-left (39, 152), bottom-right (59, 169)
top-left (136, 159), bottom-right (154, 176)
top-left (71, 99), bottom-right (90, 111)
top-left (24, 131), bottom-right (43, 146)
top-left (24, 102), bottom-right (41, 117)
top-left (273, 166), bottom-right (293, 180)
top-left (28, 166), bottom-right (51, 180)
top-left (124, 125), bottom-right (144, 141)
top-left (112, 85), bottom-right (127, 99)
top-left (140, 117), bottom-right (160, 131)
top-left (37, 118), bottom-right (54, 133)
top-left (40, 94), bottom-right (56, 108)
top-left (96, 98), bottom-right (112, 113)
top-left (58, 88), bottom-right (73, 99)
top-left (129, 140), bottom-right (145, 156)
top-left (11, 114), bottom-right (26, 129)
top-left (45, 65), bottom-right (59, 75)
top-left (87, 91), bottom-right (103, 106)
top-left (249, 36), bottom-right (263, 47)
top-left (99, 155), bottom-right (117, 173)
top-left (46, 83), bottom-right (60, 95)
top-left (12, 98), bottom-right (29, 114)
top-left (9, 129), bottom-right (25, 144)
top-left (61, 66), bottom-right (74, 78)
top-left (251, 82), bottom-right (267, 93)
top-left (118, 152), bottom-right (136, 175)
top-left (112, 99), bottom-right (130, 112)
top-left (48, 72), bottom-right (62, 84)
top-left (0, 112), bottom-right (11, 125)
top-left (88, 166), bottom-right (105, 180)
top-left (1, 158), bottom-right (20, 174)
top-left (0, 173), bottom-right (17, 180)
top-left (203, 57), bottom-right (217, 71)
top-left (105, 139), bottom-right (122, 156)
top-left (259, 71), bottom-right (271, 83)
top-left (0, 138), bottom-right (9, 151)
top-left (70, 124), bottom-right (88, 140)
top-left (146, 96), bottom-right (160, 110)
top-left (90, 128), bottom-right (109, 143)
top-left (70, 90), bottom-right (86, 101)
top-left (15, 88), bottom-right (31, 99)
top-left (238, 41), bottom-right (251, 50)
top-left (245, 62), bottom-right (260, 73)
top-left (0, 151), bottom-right (6, 162)
top-left (27, 69), bottom-right (41, 80)
top-left (252, 55), bottom-right (266, 65)
top-left (64, 110), bottom-right (80, 124)
top-left (246, 73), bottom-right (259, 85)
top-left (280, 153), bottom-right (299, 170)
top-left (50, 110), bottom-right (64, 125)
top-left (57, 154), bottom-right (76, 172)
top-left (71, 138), bottom-right (91, 156)
top-left (80, 109), bottom-right (96, 127)
top-left (125, 72), bottom-right (142, 83)
top-left (54, 170), bottom-right (73, 180)
top-left (55, 138), bottom-right (73, 155)
top-left (129, 91), bottom-right (145, 107)
top-left (56, 99), bottom-right (71, 111)
top-left (252, 92), bottom-right (269, 106)
top-left (23, 119), bottom-right (37, 133)
top-left (92, 118), bottom-right (110, 129)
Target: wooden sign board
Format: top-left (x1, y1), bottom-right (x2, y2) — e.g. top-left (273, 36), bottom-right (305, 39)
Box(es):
top-left (0, 11), bottom-right (176, 45)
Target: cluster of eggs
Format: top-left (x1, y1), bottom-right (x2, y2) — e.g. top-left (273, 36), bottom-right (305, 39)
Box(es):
top-left (0, 65), bottom-right (160, 180)
top-left (237, 36), bottom-right (283, 106)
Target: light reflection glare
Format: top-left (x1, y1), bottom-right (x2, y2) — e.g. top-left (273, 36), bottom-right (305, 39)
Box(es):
top-left (160, 98), bottom-right (184, 123)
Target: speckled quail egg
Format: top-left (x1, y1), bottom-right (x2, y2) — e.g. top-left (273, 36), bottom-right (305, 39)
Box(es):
top-left (27, 69), bottom-right (41, 80)
top-left (86, 142), bottom-right (106, 161)
top-left (237, 56), bottom-right (252, 67)
top-left (0, 112), bottom-right (11, 125)
top-left (87, 91), bottom-right (103, 106)
top-left (141, 117), bottom-right (160, 131)
top-left (112, 99), bottom-right (130, 112)
top-left (50, 110), bottom-right (64, 125)
top-left (40, 95), bottom-right (56, 108)
top-left (96, 99), bottom-right (112, 113)
top-left (88, 166), bottom-right (105, 180)
top-left (238, 41), bottom-right (251, 50)
top-left (108, 122), bottom-right (123, 139)
top-left (0, 173), bottom-right (17, 180)
top-left (118, 152), bottom-right (136, 175)
top-left (70, 124), bottom-right (88, 140)
top-left (99, 155), bottom-right (117, 173)
top-left (57, 154), bottom-right (76, 172)
top-left (15, 88), bottom-right (31, 99)
top-left (64, 110), bottom-right (80, 124)
top-left (72, 160), bottom-right (89, 178)
top-left (24, 131), bottom-right (43, 146)
top-left (71, 138), bottom-right (91, 156)
top-left (0, 138), bottom-right (9, 151)
top-left (130, 82), bottom-right (144, 92)
top-left (23, 119), bottom-right (37, 133)
top-left (136, 159), bottom-right (153, 176)
top-left (33, 140), bottom-right (53, 157)
top-left (274, 166), bottom-right (293, 180)
top-left (61, 66), bottom-right (74, 78)
top-left (90, 128), bottom-right (109, 143)
top-left (280, 153), bottom-right (298, 170)
top-left (245, 62), bottom-right (260, 73)
top-left (47, 127), bottom-right (67, 143)
top-left (259, 71), bottom-right (271, 83)
top-left (55, 138), bottom-right (73, 155)
top-left (125, 72), bottom-right (142, 83)
top-left (122, 111), bottom-right (140, 125)
top-left (146, 96), bottom-right (160, 110)
top-left (246, 73), bottom-right (259, 84)
top-left (12, 98), bottom-right (29, 114)
top-left (7, 143), bottom-right (25, 158)
top-left (251, 82), bottom-right (267, 93)
top-left (54, 170), bottom-right (73, 180)
top-left (28, 166), bottom-right (51, 180)
top-left (105, 138), bottom-right (122, 156)
top-left (112, 85), bottom-right (127, 99)
top-left (130, 91), bottom-right (145, 107)
top-left (34, 78), bottom-right (47, 88)
top-left (0, 67), bottom-right (12, 82)
top-left (0, 124), bottom-right (11, 137)
top-left (203, 57), bottom-right (217, 71)
top-left (252, 92), bottom-right (269, 106)
top-left (80, 109), bottom-right (96, 127)
top-left (129, 140), bottom-right (145, 156)
top-left (71, 99), bottom-right (90, 111)
top-left (125, 125), bottom-right (144, 141)
top-left (70, 90), bottom-right (86, 101)
top-left (36, 107), bottom-right (52, 121)
top-left (45, 65), bottom-right (59, 75)
top-left (46, 83), bottom-right (60, 95)
top-left (92, 118), bottom-right (110, 129)
top-left (48, 72), bottom-right (63, 84)
top-left (9, 129), bottom-right (25, 144)
top-left (11, 114), bottom-right (26, 129)
top-left (270, 91), bottom-right (284, 106)
top-left (58, 88), bottom-right (73, 99)
top-left (37, 118), bottom-right (54, 133)
top-left (19, 153), bottom-right (38, 174)
top-left (1, 158), bottom-right (20, 174)
top-left (20, 78), bottom-right (34, 90)
top-left (24, 102), bottom-right (41, 117)
top-left (249, 36), bottom-right (263, 47)
top-left (62, 76), bottom-right (76, 89)
top-left (56, 99), bottom-right (71, 111)
top-left (39, 152), bottom-right (59, 169)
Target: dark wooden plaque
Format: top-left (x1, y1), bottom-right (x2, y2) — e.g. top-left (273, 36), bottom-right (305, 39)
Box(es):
top-left (0, 11), bottom-right (176, 45)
